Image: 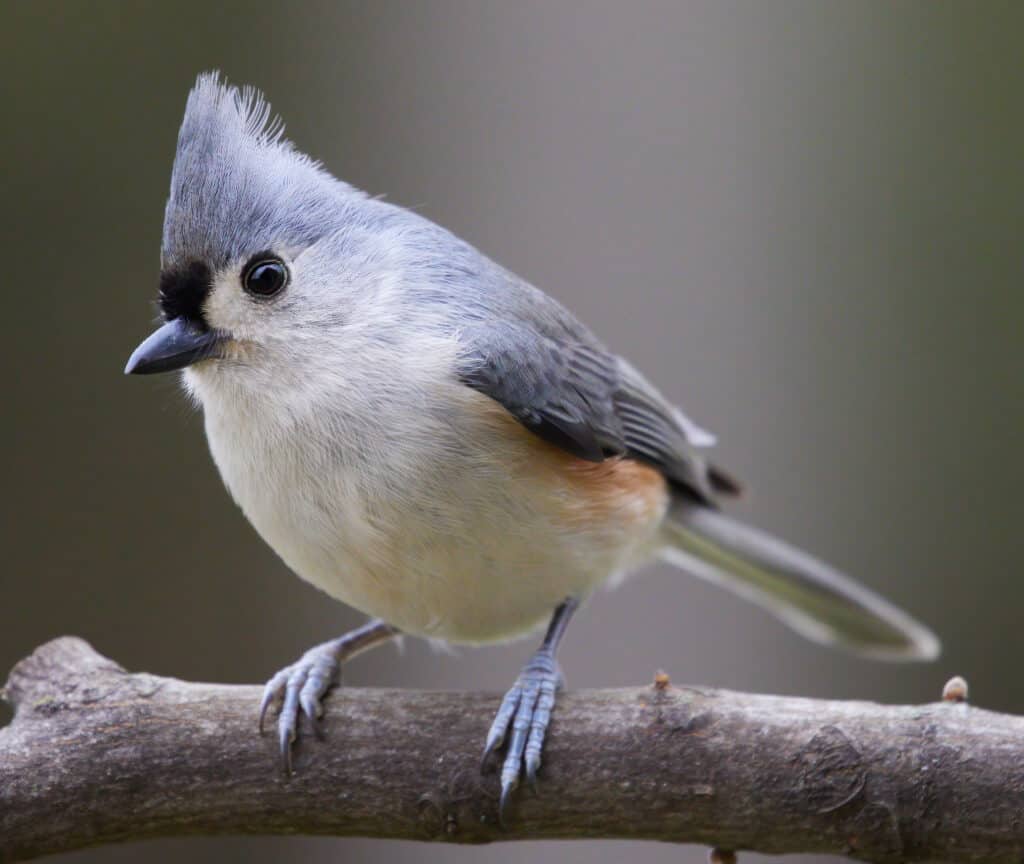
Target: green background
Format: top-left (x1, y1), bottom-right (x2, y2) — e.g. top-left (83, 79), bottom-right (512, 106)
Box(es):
top-left (2, 2), bottom-right (1021, 862)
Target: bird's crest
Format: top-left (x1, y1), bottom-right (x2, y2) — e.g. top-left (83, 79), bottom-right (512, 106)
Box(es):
top-left (161, 72), bottom-right (352, 271)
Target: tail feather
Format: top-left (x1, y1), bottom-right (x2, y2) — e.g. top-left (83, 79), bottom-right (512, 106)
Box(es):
top-left (660, 505), bottom-right (939, 660)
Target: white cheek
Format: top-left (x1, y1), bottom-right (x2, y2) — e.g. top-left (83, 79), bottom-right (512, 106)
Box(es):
top-left (202, 270), bottom-right (262, 339)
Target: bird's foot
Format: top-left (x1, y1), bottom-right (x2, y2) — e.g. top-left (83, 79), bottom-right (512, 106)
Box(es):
top-left (258, 640), bottom-right (343, 774)
top-left (481, 648), bottom-right (562, 820)
top-left (258, 619), bottom-right (398, 774)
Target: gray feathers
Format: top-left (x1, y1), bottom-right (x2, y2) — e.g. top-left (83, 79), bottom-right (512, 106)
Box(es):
top-left (161, 72), bottom-right (362, 271)
top-left (456, 321), bottom-right (737, 503)
top-left (458, 323), bottom-right (626, 463)
top-left (663, 505), bottom-right (939, 659)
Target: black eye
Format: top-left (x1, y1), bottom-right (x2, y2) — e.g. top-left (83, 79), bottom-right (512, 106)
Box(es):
top-left (242, 257), bottom-right (288, 298)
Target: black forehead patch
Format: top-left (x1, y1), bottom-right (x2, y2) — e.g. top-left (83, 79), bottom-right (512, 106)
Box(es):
top-left (159, 261), bottom-right (212, 326)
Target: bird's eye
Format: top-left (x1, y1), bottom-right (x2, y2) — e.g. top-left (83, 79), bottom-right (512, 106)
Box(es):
top-left (242, 257), bottom-right (288, 298)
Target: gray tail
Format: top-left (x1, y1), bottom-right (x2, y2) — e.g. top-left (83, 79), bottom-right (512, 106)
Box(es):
top-left (660, 504), bottom-right (939, 660)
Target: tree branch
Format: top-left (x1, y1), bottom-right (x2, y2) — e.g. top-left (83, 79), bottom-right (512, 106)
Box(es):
top-left (1, 637), bottom-right (1020, 863)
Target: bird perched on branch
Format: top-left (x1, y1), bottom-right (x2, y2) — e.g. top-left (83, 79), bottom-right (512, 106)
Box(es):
top-left (126, 73), bottom-right (939, 817)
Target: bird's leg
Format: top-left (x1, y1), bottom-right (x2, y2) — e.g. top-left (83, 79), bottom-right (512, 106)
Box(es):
top-left (482, 597), bottom-right (579, 819)
top-left (259, 618), bottom-right (399, 773)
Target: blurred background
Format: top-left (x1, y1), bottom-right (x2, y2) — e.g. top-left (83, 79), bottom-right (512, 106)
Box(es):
top-left (2, 1), bottom-right (1021, 862)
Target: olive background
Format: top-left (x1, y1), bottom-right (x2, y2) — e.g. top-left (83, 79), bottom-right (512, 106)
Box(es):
top-left (2, 2), bottom-right (1021, 863)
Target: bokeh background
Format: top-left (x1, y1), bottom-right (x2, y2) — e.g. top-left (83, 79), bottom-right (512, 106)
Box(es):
top-left (2, 2), bottom-right (1021, 862)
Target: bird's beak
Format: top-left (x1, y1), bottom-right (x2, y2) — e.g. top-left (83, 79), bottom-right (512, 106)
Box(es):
top-left (124, 318), bottom-right (226, 375)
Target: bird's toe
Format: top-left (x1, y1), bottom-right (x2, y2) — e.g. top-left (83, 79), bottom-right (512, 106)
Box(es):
top-left (258, 644), bottom-right (343, 773)
top-left (483, 650), bottom-right (562, 823)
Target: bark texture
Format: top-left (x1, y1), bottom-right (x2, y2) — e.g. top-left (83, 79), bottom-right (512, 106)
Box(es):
top-left (1, 637), bottom-right (1021, 862)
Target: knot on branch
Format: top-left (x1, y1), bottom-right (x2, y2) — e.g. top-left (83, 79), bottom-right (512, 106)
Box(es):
top-left (2, 636), bottom-right (142, 722)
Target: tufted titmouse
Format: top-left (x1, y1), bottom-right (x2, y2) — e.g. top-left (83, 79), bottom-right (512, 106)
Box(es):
top-left (126, 74), bottom-right (938, 814)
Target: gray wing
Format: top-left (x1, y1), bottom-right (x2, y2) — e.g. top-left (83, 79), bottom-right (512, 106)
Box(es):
top-left (456, 321), bottom-right (740, 504)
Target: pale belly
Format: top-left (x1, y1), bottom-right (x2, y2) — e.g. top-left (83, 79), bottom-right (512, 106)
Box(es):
top-left (202, 383), bottom-right (670, 644)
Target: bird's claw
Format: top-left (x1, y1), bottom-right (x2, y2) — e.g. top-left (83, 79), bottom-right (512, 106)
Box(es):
top-left (483, 649), bottom-right (561, 822)
top-left (258, 642), bottom-right (342, 774)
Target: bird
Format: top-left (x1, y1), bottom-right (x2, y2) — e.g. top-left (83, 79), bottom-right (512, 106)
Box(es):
top-left (126, 73), bottom-right (939, 817)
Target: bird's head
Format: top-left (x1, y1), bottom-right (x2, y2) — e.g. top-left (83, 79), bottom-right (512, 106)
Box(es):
top-left (126, 73), bottom-right (370, 388)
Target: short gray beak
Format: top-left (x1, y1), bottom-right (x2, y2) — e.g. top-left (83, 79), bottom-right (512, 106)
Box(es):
top-left (124, 318), bottom-right (224, 375)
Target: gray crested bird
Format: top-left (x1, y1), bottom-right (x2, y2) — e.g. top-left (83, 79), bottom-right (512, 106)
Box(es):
top-left (126, 73), bottom-right (939, 817)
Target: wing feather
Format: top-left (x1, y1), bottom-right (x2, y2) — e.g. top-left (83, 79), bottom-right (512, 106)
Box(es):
top-left (457, 322), bottom-right (739, 504)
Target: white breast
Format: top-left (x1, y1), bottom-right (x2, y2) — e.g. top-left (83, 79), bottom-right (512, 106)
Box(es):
top-left (186, 335), bottom-right (667, 644)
